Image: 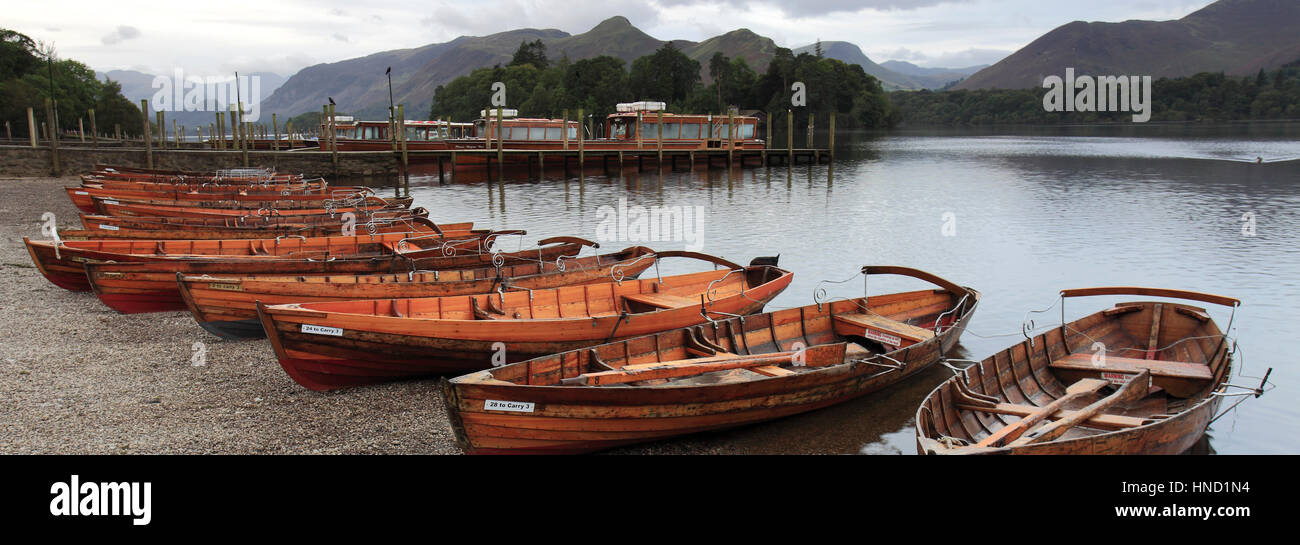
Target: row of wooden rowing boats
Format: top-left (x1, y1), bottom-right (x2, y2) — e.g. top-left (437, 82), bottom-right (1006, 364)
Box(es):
top-left (27, 166), bottom-right (1266, 455)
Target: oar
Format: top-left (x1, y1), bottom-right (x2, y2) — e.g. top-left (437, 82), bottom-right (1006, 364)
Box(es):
top-left (1010, 370), bottom-right (1151, 446)
top-left (974, 378), bottom-right (1109, 448)
top-left (561, 351), bottom-right (797, 386)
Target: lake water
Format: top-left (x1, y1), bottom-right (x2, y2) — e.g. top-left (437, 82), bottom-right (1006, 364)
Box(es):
top-left (382, 123), bottom-right (1300, 454)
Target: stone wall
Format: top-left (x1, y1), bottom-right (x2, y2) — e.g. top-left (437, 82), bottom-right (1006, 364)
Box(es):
top-left (0, 145), bottom-right (403, 180)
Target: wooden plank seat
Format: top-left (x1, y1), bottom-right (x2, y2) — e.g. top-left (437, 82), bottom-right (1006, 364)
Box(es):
top-left (1051, 352), bottom-right (1213, 381)
top-left (832, 312), bottom-right (934, 348)
top-left (622, 292), bottom-right (700, 310)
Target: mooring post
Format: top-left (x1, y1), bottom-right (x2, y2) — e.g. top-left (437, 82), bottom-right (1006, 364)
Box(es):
top-left (636, 110), bottom-right (642, 150)
top-left (828, 112), bottom-right (835, 162)
top-left (763, 111), bottom-right (770, 166)
top-left (806, 112), bottom-right (814, 151)
top-left (114, 124), bottom-right (120, 144)
top-left (331, 104), bottom-right (340, 168)
top-left (4, 120), bottom-right (10, 142)
top-left (272, 113), bottom-right (279, 152)
top-left (141, 99), bottom-right (152, 168)
top-left (495, 107), bottom-right (503, 168)
top-left (44, 98), bottom-right (60, 176)
top-left (78, 118), bottom-right (85, 143)
top-left (173, 119), bottom-right (179, 148)
top-left (239, 102), bottom-right (250, 167)
top-left (727, 111), bottom-right (735, 166)
top-left (89, 109), bottom-right (97, 148)
top-left (786, 109), bottom-right (793, 164)
top-left (286, 121), bottom-right (293, 148)
top-left (656, 110), bottom-right (663, 168)
top-left (213, 113), bottom-right (222, 150)
top-left (399, 104), bottom-right (409, 197)
top-left (27, 108), bottom-right (36, 148)
top-left (562, 108), bottom-right (569, 151)
top-left (158, 110), bottom-right (166, 147)
top-left (577, 107), bottom-right (584, 169)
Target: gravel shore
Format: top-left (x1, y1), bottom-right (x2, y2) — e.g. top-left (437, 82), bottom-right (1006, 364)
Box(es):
top-left (0, 176), bottom-right (459, 454)
top-left (0, 176), bottom-right (748, 455)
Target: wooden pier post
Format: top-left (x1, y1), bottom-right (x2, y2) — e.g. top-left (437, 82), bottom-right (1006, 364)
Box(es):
top-left (495, 107), bottom-right (503, 168)
top-left (577, 107), bottom-right (584, 169)
top-left (399, 104), bottom-right (409, 197)
top-left (806, 112), bottom-right (814, 150)
top-left (173, 119), bottom-right (179, 148)
top-left (114, 124), bottom-right (120, 143)
top-left (286, 121), bottom-right (293, 148)
top-left (636, 110), bottom-right (642, 150)
top-left (562, 108), bottom-right (569, 151)
top-left (78, 118), bottom-right (85, 143)
top-left (238, 102), bottom-right (250, 167)
top-left (141, 100), bottom-right (152, 168)
top-left (27, 108), bottom-right (37, 148)
top-left (786, 109), bottom-right (793, 164)
top-left (763, 111), bottom-right (770, 166)
top-left (89, 109), bottom-right (97, 148)
top-left (44, 98), bottom-right (60, 175)
top-left (656, 111), bottom-right (663, 168)
top-left (828, 112), bottom-right (835, 162)
top-left (272, 113), bottom-right (279, 151)
top-left (214, 113), bottom-right (222, 150)
top-left (4, 120), bottom-right (9, 142)
top-left (328, 104), bottom-right (338, 167)
top-left (727, 111), bottom-right (735, 166)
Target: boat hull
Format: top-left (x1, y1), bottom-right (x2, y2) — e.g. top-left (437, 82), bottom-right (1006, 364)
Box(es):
top-left (178, 247), bottom-right (656, 338)
top-left (259, 268), bottom-right (793, 390)
top-left (442, 284), bottom-right (979, 454)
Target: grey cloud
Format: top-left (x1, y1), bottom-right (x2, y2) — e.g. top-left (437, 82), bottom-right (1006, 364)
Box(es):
top-left (332, 33), bottom-right (350, 43)
top-left (101, 25), bottom-right (141, 45)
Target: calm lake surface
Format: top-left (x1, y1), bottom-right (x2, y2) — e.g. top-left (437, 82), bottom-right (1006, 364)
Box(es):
top-left (377, 122), bottom-right (1300, 454)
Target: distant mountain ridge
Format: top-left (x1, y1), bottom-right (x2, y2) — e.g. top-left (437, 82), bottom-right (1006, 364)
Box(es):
top-left (263, 17), bottom-right (962, 120)
top-left (880, 60), bottom-right (987, 87)
top-left (96, 69), bottom-right (286, 126)
top-left (957, 0), bottom-right (1300, 90)
top-left (263, 17), bottom-right (792, 120)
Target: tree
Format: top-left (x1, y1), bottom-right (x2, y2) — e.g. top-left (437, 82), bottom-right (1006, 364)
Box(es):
top-left (509, 39), bottom-right (549, 70)
top-left (627, 43), bottom-right (699, 105)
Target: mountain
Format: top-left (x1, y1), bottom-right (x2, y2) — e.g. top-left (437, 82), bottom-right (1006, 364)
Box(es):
top-left (880, 61), bottom-right (987, 88)
top-left (96, 69), bottom-right (286, 126)
top-left (263, 17), bottom-right (786, 120)
top-left (790, 41), bottom-right (925, 90)
top-left (956, 0), bottom-right (1300, 90)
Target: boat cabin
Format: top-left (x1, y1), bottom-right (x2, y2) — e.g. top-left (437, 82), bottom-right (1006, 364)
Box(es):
top-left (605, 102), bottom-right (760, 147)
top-left (475, 109), bottom-right (580, 141)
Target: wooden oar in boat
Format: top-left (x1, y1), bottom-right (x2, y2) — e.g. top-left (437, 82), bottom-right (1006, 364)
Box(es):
top-left (1010, 370), bottom-right (1152, 447)
top-left (559, 344), bottom-right (848, 386)
top-left (974, 378), bottom-right (1109, 448)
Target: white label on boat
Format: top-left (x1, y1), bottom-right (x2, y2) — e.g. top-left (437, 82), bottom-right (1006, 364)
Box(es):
top-left (301, 324), bottom-right (343, 336)
top-left (864, 328), bottom-right (902, 348)
top-left (74, 191), bottom-right (89, 195)
top-left (1102, 372), bottom-right (1135, 386)
top-left (484, 400), bottom-right (535, 413)
top-left (102, 199), bottom-right (119, 205)
top-left (97, 224), bottom-right (120, 231)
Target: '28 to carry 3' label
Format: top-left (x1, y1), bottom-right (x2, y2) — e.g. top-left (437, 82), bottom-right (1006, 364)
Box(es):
top-left (484, 400), bottom-right (535, 413)
top-left (864, 328), bottom-right (902, 348)
top-left (301, 324), bottom-right (343, 336)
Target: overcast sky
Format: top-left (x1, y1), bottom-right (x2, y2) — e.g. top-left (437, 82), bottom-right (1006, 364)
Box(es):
top-left (11, 0), bottom-right (1215, 77)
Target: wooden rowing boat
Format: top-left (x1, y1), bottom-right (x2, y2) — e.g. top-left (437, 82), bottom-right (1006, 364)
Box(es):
top-left (90, 194), bottom-right (413, 214)
top-left (63, 217), bottom-right (460, 240)
top-left (25, 230), bottom-right (489, 292)
top-left (177, 246), bottom-right (658, 339)
top-left (76, 236), bottom-right (589, 311)
top-left (94, 199), bottom-right (410, 219)
top-left (257, 257), bottom-right (792, 390)
top-left (79, 209), bottom-right (431, 231)
top-left (915, 287), bottom-right (1251, 455)
top-left (441, 266), bottom-right (979, 454)
top-left (67, 186), bottom-right (375, 214)
top-left (81, 177), bottom-right (330, 193)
